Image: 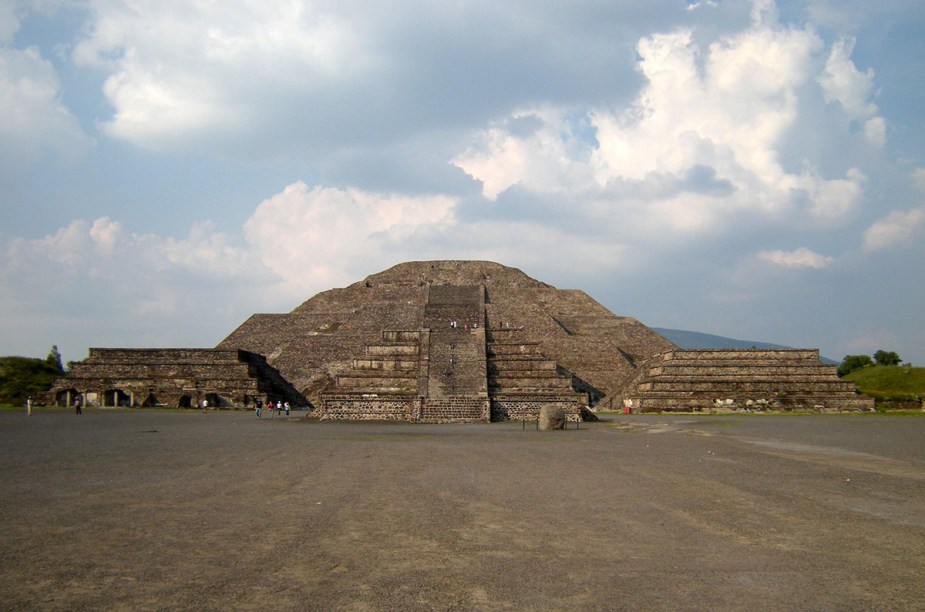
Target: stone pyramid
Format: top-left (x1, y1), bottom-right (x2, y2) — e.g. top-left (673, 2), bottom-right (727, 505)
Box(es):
top-left (218, 260), bottom-right (676, 412)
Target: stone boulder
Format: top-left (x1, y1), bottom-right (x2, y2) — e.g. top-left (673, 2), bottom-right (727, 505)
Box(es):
top-left (538, 406), bottom-right (566, 430)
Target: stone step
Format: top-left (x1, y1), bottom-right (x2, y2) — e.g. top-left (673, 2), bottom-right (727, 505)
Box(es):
top-left (632, 395), bottom-right (874, 412)
top-left (487, 344), bottom-right (543, 356)
top-left (637, 380), bottom-right (858, 392)
top-left (656, 349), bottom-right (822, 361)
top-left (631, 389), bottom-right (865, 400)
top-left (646, 365), bottom-right (836, 377)
top-left (489, 384), bottom-right (575, 394)
top-left (490, 371), bottom-right (574, 382)
top-left (488, 360), bottom-right (558, 372)
top-left (366, 344), bottom-right (419, 356)
top-left (381, 330), bottom-right (422, 342)
top-left (335, 374), bottom-right (418, 392)
top-left (352, 358), bottom-right (418, 371)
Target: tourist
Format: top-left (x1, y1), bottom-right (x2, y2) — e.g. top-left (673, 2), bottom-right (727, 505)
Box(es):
top-left (26, 396), bottom-right (32, 416)
top-left (284, 401), bottom-right (290, 416)
top-left (255, 398), bottom-right (263, 418)
top-left (74, 396), bottom-right (82, 415)
top-left (268, 400), bottom-right (275, 417)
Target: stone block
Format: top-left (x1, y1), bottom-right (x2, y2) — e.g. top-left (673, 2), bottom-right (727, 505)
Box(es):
top-left (538, 406), bottom-right (566, 430)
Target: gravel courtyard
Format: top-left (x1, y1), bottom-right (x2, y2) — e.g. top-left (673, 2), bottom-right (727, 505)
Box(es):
top-left (2, 409), bottom-right (924, 610)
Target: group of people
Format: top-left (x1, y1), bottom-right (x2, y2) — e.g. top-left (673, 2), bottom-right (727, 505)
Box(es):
top-left (449, 320), bottom-right (478, 330)
top-left (254, 398), bottom-right (290, 418)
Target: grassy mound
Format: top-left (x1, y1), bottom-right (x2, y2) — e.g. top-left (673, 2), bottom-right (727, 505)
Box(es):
top-left (844, 365), bottom-right (925, 407)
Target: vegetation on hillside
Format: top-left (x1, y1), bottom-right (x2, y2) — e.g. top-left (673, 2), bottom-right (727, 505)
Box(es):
top-left (844, 365), bottom-right (925, 405)
top-left (838, 350), bottom-right (905, 377)
top-left (837, 350), bottom-right (923, 409)
top-left (0, 346), bottom-right (65, 405)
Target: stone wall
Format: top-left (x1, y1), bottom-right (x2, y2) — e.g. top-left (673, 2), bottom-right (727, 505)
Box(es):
top-left (490, 395), bottom-right (583, 422)
top-left (319, 395), bottom-right (419, 421)
top-left (420, 396), bottom-right (490, 423)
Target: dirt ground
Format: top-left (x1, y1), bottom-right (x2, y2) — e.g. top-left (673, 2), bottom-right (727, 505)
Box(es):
top-left (2, 409), bottom-right (925, 611)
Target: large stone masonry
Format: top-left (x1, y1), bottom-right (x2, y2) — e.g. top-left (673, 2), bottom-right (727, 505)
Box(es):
top-left (48, 348), bottom-right (305, 409)
top-left (622, 349), bottom-right (874, 413)
top-left (319, 282), bottom-right (585, 422)
top-left (486, 325), bottom-right (585, 422)
top-left (220, 261), bottom-right (676, 409)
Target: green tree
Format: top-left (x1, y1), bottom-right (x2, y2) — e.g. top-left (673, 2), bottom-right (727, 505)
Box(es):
top-left (873, 350), bottom-right (902, 366)
top-left (0, 356), bottom-right (64, 404)
top-left (838, 354), bottom-right (874, 377)
top-left (45, 345), bottom-right (64, 374)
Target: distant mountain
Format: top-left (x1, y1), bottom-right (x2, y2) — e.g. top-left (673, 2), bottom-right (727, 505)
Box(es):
top-left (652, 328), bottom-right (837, 364)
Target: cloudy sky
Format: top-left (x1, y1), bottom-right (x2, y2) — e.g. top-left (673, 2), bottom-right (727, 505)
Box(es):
top-left (2, 0), bottom-right (924, 366)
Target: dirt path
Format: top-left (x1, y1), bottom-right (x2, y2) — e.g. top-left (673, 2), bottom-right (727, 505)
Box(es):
top-left (2, 411), bottom-right (924, 610)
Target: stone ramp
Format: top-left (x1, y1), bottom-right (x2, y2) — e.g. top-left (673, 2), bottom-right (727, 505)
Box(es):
top-left (418, 285), bottom-right (488, 421)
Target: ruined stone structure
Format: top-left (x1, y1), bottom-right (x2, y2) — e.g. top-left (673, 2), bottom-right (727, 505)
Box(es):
top-left (623, 349), bottom-right (874, 412)
top-left (49, 349), bottom-right (303, 409)
top-left (50, 260), bottom-right (872, 417)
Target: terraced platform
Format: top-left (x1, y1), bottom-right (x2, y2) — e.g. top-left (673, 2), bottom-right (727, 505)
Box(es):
top-left (623, 349), bottom-right (874, 412)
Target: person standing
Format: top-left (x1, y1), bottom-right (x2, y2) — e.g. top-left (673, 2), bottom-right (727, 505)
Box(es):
top-left (74, 396), bottom-right (82, 415)
top-left (284, 401), bottom-right (290, 416)
top-left (26, 396), bottom-right (32, 416)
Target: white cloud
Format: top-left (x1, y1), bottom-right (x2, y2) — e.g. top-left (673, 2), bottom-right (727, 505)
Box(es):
top-left (0, 2), bottom-right (20, 44)
top-left (864, 117), bottom-right (886, 148)
top-left (863, 207), bottom-right (925, 251)
top-left (452, 109), bottom-right (596, 200)
top-left (818, 38), bottom-right (877, 118)
top-left (912, 168), bottom-right (925, 193)
top-left (89, 217), bottom-right (121, 256)
top-left (757, 247), bottom-right (834, 269)
top-left (242, 182), bottom-right (457, 294)
top-left (817, 37), bottom-right (885, 147)
top-left (0, 216), bottom-right (269, 315)
top-left (73, 1), bottom-right (372, 149)
top-left (453, 4), bottom-right (867, 238)
top-left (0, 45), bottom-right (92, 164)
top-left (686, 1), bottom-right (719, 11)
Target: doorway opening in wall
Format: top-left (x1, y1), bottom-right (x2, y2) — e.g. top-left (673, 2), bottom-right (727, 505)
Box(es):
top-left (104, 389), bottom-right (131, 407)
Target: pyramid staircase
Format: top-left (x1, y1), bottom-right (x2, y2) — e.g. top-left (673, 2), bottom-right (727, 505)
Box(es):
top-left (320, 285), bottom-right (586, 422)
top-left (486, 325), bottom-right (584, 421)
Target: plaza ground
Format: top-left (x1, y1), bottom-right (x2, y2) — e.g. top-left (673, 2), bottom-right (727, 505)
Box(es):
top-left (2, 409), bottom-right (924, 610)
